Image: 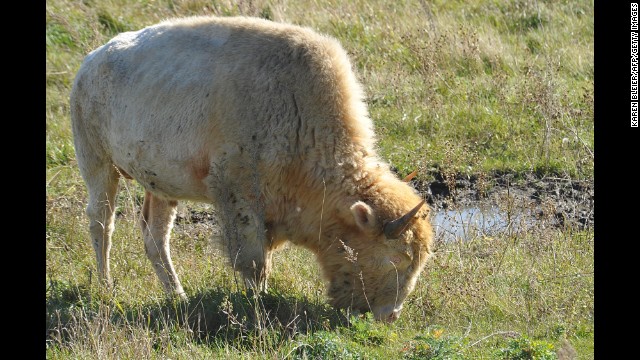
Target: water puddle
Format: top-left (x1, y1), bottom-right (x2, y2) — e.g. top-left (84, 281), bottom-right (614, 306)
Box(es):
top-left (432, 205), bottom-right (538, 242)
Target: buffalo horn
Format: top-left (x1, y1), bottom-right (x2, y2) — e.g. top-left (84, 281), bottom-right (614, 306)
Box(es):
top-left (402, 170), bottom-right (418, 182)
top-left (384, 199), bottom-right (426, 239)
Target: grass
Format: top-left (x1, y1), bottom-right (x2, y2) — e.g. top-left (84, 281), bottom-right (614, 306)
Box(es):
top-left (46, 187), bottom-right (594, 358)
top-left (46, 0), bottom-right (594, 358)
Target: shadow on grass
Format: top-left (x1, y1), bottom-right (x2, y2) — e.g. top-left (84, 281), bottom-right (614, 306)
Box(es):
top-left (46, 280), bottom-right (349, 348)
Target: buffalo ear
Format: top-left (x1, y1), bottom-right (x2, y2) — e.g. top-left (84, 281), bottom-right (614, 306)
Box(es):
top-left (350, 201), bottom-right (377, 230)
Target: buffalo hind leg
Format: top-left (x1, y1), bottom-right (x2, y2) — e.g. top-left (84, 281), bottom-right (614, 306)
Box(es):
top-left (84, 164), bottom-right (120, 289)
top-left (140, 191), bottom-right (186, 299)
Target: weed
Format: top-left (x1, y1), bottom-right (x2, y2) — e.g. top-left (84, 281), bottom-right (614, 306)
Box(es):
top-left (498, 336), bottom-right (556, 360)
top-left (348, 313), bottom-right (387, 346)
top-left (294, 331), bottom-right (361, 359)
top-left (402, 327), bottom-right (464, 360)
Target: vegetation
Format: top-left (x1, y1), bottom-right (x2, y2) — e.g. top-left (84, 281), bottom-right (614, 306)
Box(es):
top-left (46, 0), bottom-right (593, 358)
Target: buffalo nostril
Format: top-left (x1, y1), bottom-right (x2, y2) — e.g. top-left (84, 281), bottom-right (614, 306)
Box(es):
top-left (385, 309), bottom-right (401, 323)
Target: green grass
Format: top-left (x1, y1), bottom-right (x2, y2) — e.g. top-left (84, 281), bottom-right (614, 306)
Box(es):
top-left (46, 0), bottom-right (593, 358)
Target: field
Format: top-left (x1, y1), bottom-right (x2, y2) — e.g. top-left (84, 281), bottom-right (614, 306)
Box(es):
top-left (46, 0), bottom-right (594, 358)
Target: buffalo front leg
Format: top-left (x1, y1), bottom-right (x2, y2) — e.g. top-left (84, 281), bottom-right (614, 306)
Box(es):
top-left (140, 191), bottom-right (186, 299)
top-left (220, 199), bottom-right (271, 292)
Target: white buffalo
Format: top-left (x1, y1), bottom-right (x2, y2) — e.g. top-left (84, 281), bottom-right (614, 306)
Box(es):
top-left (71, 15), bottom-right (433, 322)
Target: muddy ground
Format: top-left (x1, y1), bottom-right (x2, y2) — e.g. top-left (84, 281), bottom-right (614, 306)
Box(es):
top-left (414, 172), bottom-right (594, 231)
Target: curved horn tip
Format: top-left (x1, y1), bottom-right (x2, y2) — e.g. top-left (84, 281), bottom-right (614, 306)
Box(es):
top-left (383, 199), bottom-right (427, 239)
top-left (402, 170), bottom-right (418, 183)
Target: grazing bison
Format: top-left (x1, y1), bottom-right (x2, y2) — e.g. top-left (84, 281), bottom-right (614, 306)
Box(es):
top-left (71, 15), bottom-right (433, 322)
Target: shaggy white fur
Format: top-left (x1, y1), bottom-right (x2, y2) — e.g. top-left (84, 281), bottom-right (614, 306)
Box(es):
top-left (71, 16), bottom-right (433, 322)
